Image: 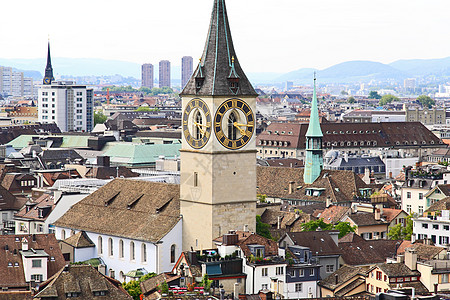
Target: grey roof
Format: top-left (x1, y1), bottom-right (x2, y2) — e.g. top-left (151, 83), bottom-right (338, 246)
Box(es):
top-left (19, 249), bottom-right (49, 258)
top-left (327, 156), bottom-right (385, 168)
top-left (180, 0), bottom-right (257, 97)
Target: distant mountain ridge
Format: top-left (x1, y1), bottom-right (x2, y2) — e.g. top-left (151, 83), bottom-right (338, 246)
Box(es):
top-left (1, 56), bottom-right (449, 84)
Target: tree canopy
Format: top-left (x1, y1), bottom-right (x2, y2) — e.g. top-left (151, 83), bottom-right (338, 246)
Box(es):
top-left (347, 96), bottom-right (356, 104)
top-left (416, 95), bottom-right (435, 108)
top-left (379, 94), bottom-right (399, 106)
top-left (94, 111), bottom-right (107, 126)
top-left (301, 219), bottom-right (356, 238)
top-left (256, 215), bottom-right (272, 239)
top-left (101, 86), bottom-right (175, 96)
top-left (136, 106), bottom-right (160, 112)
top-left (387, 214), bottom-right (413, 241)
top-left (368, 91), bottom-right (381, 99)
top-left (122, 273), bottom-right (157, 300)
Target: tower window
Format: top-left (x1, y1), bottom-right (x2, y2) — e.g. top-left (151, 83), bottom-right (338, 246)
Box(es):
top-left (228, 112), bottom-right (238, 140)
top-left (194, 172), bottom-right (198, 187)
top-left (195, 110), bottom-right (203, 139)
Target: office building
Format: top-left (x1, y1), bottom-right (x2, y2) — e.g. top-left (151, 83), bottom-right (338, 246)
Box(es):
top-left (159, 60), bottom-right (171, 88)
top-left (141, 63), bottom-right (154, 89)
top-left (38, 42), bottom-right (93, 132)
top-left (181, 56), bottom-right (193, 88)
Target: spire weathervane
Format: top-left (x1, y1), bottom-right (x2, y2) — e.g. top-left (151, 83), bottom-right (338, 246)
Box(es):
top-left (43, 39), bottom-right (54, 85)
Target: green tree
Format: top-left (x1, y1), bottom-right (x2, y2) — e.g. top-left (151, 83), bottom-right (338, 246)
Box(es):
top-left (136, 106), bottom-right (159, 112)
top-left (379, 94), bottom-right (399, 106)
top-left (301, 219), bottom-right (356, 238)
top-left (256, 215), bottom-right (272, 239)
top-left (348, 96), bottom-right (356, 104)
top-left (341, 90), bottom-right (348, 96)
top-left (94, 111), bottom-right (107, 125)
top-left (387, 213), bottom-right (413, 241)
top-left (417, 95), bottom-right (435, 108)
top-left (122, 273), bottom-right (157, 300)
top-left (200, 274), bottom-right (213, 292)
top-left (368, 91), bottom-right (381, 99)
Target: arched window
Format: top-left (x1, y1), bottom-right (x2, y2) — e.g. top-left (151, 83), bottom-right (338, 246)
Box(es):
top-left (98, 236), bottom-right (103, 255)
top-left (119, 240), bottom-right (124, 258)
top-left (70, 230), bottom-right (75, 236)
top-left (227, 112), bottom-right (237, 140)
top-left (61, 230), bottom-right (66, 240)
top-left (141, 243), bottom-right (147, 263)
top-left (130, 242), bottom-right (135, 261)
top-left (119, 271), bottom-right (124, 282)
top-left (171, 244), bottom-right (176, 263)
top-left (108, 238), bottom-right (114, 256)
top-left (195, 110), bottom-right (203, 139)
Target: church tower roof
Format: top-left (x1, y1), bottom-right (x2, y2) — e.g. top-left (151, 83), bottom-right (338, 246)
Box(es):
top-left (180, 0), bottom-right (257, 97)
top-left (305, 76), bottom-right (323, 137)
top-left (43, 41), bottom-right (54, 84)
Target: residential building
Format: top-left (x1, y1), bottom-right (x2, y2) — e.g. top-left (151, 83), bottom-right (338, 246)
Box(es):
top-left (279, 231), bottom-right (341, 280)
top-left (401, 168), bottom-right (440, 214)
top-left (59, 231), bottom-right (96, 263)
top-left (34, 264), bottom-right (132, 299)
top-left (14, 193), bottom-right (54, 235)
top-left (142, 63), bottom-right (154, 89)
top-left (0, 66), bottom-right (34, 97)
top-left (319, 265), bottom-right (369, 297)
top-left (38, 81), bottom-right (94, 132)
top-left (340, 207), bottom-right (389, 240)
top-left (0, 234), bottom-right (65, 290)
top-left (159, 60), bottom-right (171, 88)
top-left (0, 186), bottom-right (27, 234)
top-left (324, 151), bottom-right (386, 176)
top-left (53, 179), bottom-right (182, 281)
top-left (38, 43), bottom-right (93, 132)
top-left (424, 184), bottom-right (450, 211)
top-left (181, 56), bottom-right (193, 88)
top-left (342, 110), bottom-right (406, 123)
top-left (412, 210), bottom-right (450, 246)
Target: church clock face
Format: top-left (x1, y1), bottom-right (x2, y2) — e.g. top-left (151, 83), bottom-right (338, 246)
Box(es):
top-left (183, 98), bottom-right (212, 149)
top-left (214, 98), bottom-right (254, 150)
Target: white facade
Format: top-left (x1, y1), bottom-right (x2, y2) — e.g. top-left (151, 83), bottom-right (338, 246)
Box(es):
top-left (285, 281), bottom-right (317, 299)
top-left (385, 157), bottom-right (419, 179)
top-left (401, 186), bottom-right (433, 215)
top-left (412, 211), bottom-right (450, 247)
top-left (244, 263), bottom-right (285, 294)
top-left (54, 219), bottom-right (182, 282)
top-left (38, 81), bottom-right (93, 132)
top-left (0, 66), bottom-right (33, 97)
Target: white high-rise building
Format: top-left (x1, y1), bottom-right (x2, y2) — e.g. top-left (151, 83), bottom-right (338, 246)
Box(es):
top-left (38, 81), bottom-right (93, 132)
top-left (0, 66), bottom-right (34, 97)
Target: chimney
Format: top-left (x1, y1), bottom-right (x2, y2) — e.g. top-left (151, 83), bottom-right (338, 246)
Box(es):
top-left (22, 238), bottom-right (28, 251)
top-left (397, 254), bottom-right (404, 263)
top-left (335, 274), bottom-right (339, 285)
top-left (389, 172), bottom-right (393, 179)
top-left (277, 216), bottom-right (282, 229)
top-left (326, 197), bottom-right (332, 208)
top-left (405, 248), bottom-right (417, 271)
top-left (243, 224), bottom-right (249, 232)
top-left (288, 181), bottom-right (295, 194)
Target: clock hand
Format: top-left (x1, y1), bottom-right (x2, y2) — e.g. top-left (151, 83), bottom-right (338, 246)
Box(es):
top-left (234, 122), bottom-right (252, 127)
top-left (193, 122), bottom-right (206, 136)
top-left (233, 122), bottom-right (246, 136)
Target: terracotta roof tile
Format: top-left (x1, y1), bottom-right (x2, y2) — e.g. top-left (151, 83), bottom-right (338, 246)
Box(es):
top-left (62, 231), bottom-right (95, 248)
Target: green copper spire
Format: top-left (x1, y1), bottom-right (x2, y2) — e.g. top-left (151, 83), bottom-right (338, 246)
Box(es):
top-left (306, 75), bottom-right (323, 137)
top-left (304, 74), bottom-right (323, 184)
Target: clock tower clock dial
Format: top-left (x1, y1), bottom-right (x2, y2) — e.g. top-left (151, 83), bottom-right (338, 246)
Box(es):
top-left (183, 98), bottom-right (212, 149)
top-left (214, 98), bottom-right (254, 150)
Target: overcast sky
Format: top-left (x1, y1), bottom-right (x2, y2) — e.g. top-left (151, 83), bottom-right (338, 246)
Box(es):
top-left (1, 0), bottom-right (449, 73)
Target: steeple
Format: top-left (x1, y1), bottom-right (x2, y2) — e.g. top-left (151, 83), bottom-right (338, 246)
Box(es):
top-left (306, 75), bottom-right (323, 138)
top-left (43, 40), bottom-right (54, 85)
top-left (181, 0), bottom-right (257, 97)
top-left (304, 75), bottom-right (324, 184)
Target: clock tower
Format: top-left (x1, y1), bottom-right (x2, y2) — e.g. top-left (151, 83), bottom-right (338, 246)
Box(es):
top-left (180, 0), bottom-right (258, 251)
top-left (303, 76), bottom-right (323, 184)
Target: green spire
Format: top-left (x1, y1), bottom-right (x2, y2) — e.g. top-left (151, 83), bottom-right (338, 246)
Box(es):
top-left (305, 75), bottom-right (323, 137)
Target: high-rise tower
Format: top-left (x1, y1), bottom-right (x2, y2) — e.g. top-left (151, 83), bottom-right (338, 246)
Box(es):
top-left (179, 0), bottom-right (258, 250)
top-left (43, 41), bottom-right (54, 85)
top-left (141, 63), bottom-right (154, 89)
top-left (303, 76), bottom-right (323, 184)
top-left (159, 60), bottom-right (171, 88)
top-left (181, 56), bottom-right (193, 89)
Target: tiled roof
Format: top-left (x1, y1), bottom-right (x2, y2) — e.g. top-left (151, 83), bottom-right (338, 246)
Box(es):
top-left (425, 196), bottom-right (450, 212)
top-left (404, 243), bottom-right (446, 261)
top-left (319, 265), bottom-right (369, 291)
top-left (140, 273), bottom-right (180, 296)
top-left (286, 231), bottom-right (342, 256)
top-left (257, 166), bottom-right (370, 204)
top-left (316, 205), bottom-right (351, 224)
top-left (380, 208), bottom-right (404, 223)
top-left (35, 264), bottom-right (132, 299)
top-left (53, 179), bottom-right (181, 243)
top-left (0, 234), bottom-right (65, 288)
top-left (14, 193), bottom-right (54, 221)
top-left (375, 263), bottom-right (420, 277)
top-left (339, 239), bottom-right (399, 266)
top-left (62, 231), bottom-right (95, 249)
top-left (0, 185), bottom-right (25, 211)
top-left (237, 233), bottom-right (279, 258)
top-left (345, 212), bottom-right (388, 226)
top-left (85, 166), bottom-right (139, 179)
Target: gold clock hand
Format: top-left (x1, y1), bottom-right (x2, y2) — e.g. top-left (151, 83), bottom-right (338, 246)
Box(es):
top-left (234, 122), bottom-right (252, 127)
top-left (233, 122), bottom-right (246, 136)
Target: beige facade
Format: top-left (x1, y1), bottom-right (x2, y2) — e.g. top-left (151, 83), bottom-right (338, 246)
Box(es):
top-left (405, 107), bottom-right (445, 125)
top-left (180, 95), bottom-right (257, 251)
top-left (366, 267), bottom-right (390, 294)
